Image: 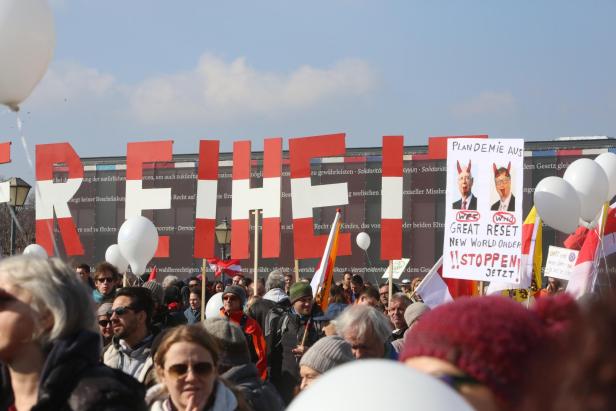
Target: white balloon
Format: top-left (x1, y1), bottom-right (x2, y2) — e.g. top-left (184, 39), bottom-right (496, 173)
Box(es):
top-left (117, 216), bottom-right (159, 275)
top-left (595, 152), bottom-right (616, 201)
top-left (205, 292), bottom-right (223, 319)
top-left (0, 0), bottom-right (55, 111)
top-left (534, 176), bottom-right (581, 234)
top-left (23, 243), bottom-right (48, 259)
top-left (356, 232), bottom-right (371, 251)
top-left (288, 360), bottom-right (473, 411)
top-left (563, 158), bottom-right (608, 222)
top-left (105, 244), bottom-right (129, 273)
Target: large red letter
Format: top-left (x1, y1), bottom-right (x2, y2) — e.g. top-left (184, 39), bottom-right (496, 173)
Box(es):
top-left (381, 136), bottom-right (404, 260)
top-left (289, 134), bottom-right (351, 259)
top-left (125, 140), bottom-right (173, 257)
top-left (35, 143), bottom-right (84, 256)
top-left (231, 138), bottom-right (282, 259)
top-left (194, 140), bottom-right (219, 258)
top-left (0, 142), bottom-right (11, 203)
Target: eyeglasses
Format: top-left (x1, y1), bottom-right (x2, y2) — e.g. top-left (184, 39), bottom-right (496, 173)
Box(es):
top-left (166, 362), bottom-right (214, 379)
top-left (223, 295), bottom-right (238, 301)
top-left (435, 373), bottom-right (481, 392)
top-left (107, 305), bottom-right (136, 316)
top-left (96, 277), bottom-right (114, 284)
top-left (495, 177), bottom-right (511, 186)
top-left (98, 319), bottom-right (111, 327)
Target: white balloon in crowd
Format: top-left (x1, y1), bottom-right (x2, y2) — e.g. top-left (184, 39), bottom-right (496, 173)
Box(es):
top-left (205, 292), bottom-right (223, 318)
top-left (117, 216), bottom-right (159, 275)
top-left (534, 176), bottom-right (581, 234)
top-left (288, 360), bottom-right (474, 411)
top-left (0, 0), bottom-right (55, 111)
top-left (23, 243), bottom-right (48, 259)
top-left (356, 232), bottom-right (371, 251)
top-left (105, 244), bottom-right (129, 273)
top-left (563, 158), bottom-right (608, 223)
top-left (594, 152), bottom-right (616, 201)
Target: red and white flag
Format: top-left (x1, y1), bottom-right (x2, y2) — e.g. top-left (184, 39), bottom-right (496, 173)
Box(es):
top-left (415, 256), bottom-right (454, 308)
top-left (207, 258), bottom-right (242, 277)
top-left (310, 209), bottom-right (343, 311)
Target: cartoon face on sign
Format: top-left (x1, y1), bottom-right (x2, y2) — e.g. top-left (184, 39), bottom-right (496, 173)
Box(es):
top-left (452, 160), bottom-right (477, 210)
top-left (491, 162), bottom-right (515, 212)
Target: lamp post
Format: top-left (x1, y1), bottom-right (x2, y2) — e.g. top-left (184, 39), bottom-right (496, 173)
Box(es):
top-left (215, 218), bottom-right (232, 284)
top-left (9, 177), bottom-right (31, 255)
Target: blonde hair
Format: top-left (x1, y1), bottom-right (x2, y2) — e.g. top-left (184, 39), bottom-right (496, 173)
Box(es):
top-left (0, 256), bottom-right (97, 345)
top-left (153, 325), bottom-right (220, 369)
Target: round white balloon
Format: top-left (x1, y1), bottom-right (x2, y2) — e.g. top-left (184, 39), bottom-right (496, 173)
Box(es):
top-left (288, 360), bottom-right (473, 411)
top-left (23, 243), bottom-right (48, 258)
top-left (117, 216), bottom-right (159, 275)
top-left (534, 176), bottom-right (581, 234)
top-left (563, 158), bottom-right (608, 222)
top-left (356, 232), bottom-right (371, 251)
top-left (205, 292), bottom-right (223, 318)
top-left (105, 243), bottom-right (129, 273)
top-left (0, 0), bottom-right (55, 110)
top-left (595, 152), bottom-right (616, 201)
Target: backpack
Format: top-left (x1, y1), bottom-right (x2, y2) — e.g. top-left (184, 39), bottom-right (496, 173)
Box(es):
top-left (263, 306), bottom-right (291, 349)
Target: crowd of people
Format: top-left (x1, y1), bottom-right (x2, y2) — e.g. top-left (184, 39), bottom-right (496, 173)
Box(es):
top-left (1, 255), bottom-right (616, 410)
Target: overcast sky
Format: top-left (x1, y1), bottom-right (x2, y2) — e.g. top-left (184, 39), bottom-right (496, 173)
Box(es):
top-left (2, 0), bottom-right (616, 182)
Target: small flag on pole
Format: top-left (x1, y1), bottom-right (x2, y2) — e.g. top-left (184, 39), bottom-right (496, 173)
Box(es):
top-left (415, 256), bottom-right (454, 308)
top-left (310, 209), bottom-right (343, 312)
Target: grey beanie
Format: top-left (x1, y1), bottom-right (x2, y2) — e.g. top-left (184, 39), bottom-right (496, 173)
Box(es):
top-left (404, 302), bottom-right (430, 328)
top-left (96, 302), bottom-right (113, 317)
top-left (203, 317), bottom-right (250, 366)
top-left (299, 336), bottom-right (353, 374)
top-left (223, 285), bottom-right (247, 306)
top-left (143, 280), bottom-right (164, 305)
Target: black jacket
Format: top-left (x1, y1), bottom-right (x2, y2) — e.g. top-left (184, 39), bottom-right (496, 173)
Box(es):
top-left (248, 295), bottom-right (291, 333)
top-left (266, 305), bottom-right (325, 404)
top-left (0, 330), bottom-right (146, 411)
top-left (222, 363), bottom-right (284, 411)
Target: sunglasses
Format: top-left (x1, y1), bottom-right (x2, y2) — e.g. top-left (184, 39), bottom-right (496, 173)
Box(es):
top-left (435, 373), bottom-right (481, 392)
top-left (107, 305), bottom-right (136, 316)
top-left (166, 362), bottom-right (214, 379)
top-left (96, 277), bottom-right (114, 284)
top-left (223, 295), bottom-right (238, 301)
top-left (98, 319), bottom-right (111, 327)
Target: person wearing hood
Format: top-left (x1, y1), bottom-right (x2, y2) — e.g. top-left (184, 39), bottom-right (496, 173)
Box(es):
top-left (248, 270), bottom-right (291, 332)
top-left (0, 256), bottom-right (146, 411)
top-left (203, 317), bottom-right (284, 411)
top-left (147, 325), bottom-right (250, 411)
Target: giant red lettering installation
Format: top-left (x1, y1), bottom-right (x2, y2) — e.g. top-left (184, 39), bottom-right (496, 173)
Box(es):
top-left (381, 135), bottom-right (404, 260)
top-left (231, 138), bottom-right (282, 259)
top-left (193, 140), bottom-right (219, 258)
top-left (125, 140), bottom-right (173, 257)
top-left (35, 143), bottom-right (84, 255)
top-left (289, 133), bottom-right (351, 259)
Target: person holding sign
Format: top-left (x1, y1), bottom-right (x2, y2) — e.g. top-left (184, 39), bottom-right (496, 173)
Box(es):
top-left (452, 160), bottom-right (478, 210)
top-left (491, 163), bottom-right (515, 212)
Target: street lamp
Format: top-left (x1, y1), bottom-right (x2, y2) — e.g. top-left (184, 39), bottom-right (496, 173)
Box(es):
top-left (9, 177), bottom-right (31, 255)
top-left (215, 218), bottom-right (232, 259)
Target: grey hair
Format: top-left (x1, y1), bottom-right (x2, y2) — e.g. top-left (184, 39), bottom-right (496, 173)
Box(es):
top-left (335, 305), bottom-right (392, 343)
top-left (265, 270), bottom-right (285, 291)
top-left (0, 256), bottom-right (97, 346)
top-left (162, 275), bottom-right (180, 289)
top-left (389, 292), bottom-right (412, 307)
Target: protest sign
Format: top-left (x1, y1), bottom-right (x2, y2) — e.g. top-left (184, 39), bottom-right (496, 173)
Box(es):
top-left (545, 245), bottom-right (579, 280)
top-left (381, 258), bottom-right (410, 279)
top-left (443, 139), bottom-right (524, 283)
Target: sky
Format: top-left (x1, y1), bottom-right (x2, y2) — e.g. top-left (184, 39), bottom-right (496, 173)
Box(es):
top-left (2, 0), bottom-right (616, 183)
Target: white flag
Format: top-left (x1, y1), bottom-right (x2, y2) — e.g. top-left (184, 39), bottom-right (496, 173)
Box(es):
top-left (415, 256), bottom-right (453, 309)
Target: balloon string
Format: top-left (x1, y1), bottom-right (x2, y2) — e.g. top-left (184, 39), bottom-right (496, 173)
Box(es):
top-left (16, 113), bottom-right (60, 257)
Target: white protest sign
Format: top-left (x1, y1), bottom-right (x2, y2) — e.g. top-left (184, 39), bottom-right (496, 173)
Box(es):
top-left (544, 245), bottom-right (579, 280)
top-left (443, 138), bottom-right (524, 284)
top-left (381, 258), bottom-right (410, 279)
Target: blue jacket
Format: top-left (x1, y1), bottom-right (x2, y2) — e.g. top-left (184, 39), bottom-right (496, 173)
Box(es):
top-left (184, 307), bottom-right (201, 324)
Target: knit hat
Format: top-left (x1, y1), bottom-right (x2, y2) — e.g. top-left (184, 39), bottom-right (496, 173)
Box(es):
top-left (289, 282), bottom-right (312, 304)
top-left (203, 317), bottom-right (250, 367)
top-left (351, 274), bottom-right (364, 285)
top-left (400, 296), bottom-right (546, 404)
top-left (299, 336), bottom-right (354, 374)
top-left (97, 302), bottom-right (113, 317)
top-left (404, 302), bottom-right (430, 328)
top-left (223, 285), bottom-right (247, 306)
top-left (143, 281), bottom-right (164, 305)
